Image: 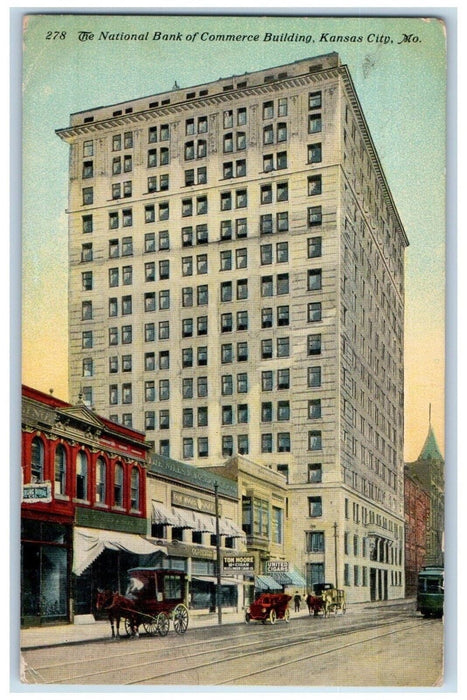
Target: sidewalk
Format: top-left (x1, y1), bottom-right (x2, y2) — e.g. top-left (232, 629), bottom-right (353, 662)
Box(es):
top-left (20, 598), bottom-right (413, 650)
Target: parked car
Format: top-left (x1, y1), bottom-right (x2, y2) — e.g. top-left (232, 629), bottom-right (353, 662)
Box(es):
top-left (245, 593), bottom-right (291, 624)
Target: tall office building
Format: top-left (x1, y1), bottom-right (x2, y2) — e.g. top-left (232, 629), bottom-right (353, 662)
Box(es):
top-left (57, 53), bottom-right (408, 601)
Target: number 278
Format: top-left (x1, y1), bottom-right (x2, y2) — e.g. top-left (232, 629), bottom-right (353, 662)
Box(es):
top-left (45, 31), bottom-right (66, 40)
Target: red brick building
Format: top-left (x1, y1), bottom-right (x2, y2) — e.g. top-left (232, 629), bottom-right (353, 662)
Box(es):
top-left (21, 385), bottom-right (164, 626)
top-left (404, 470), bottom-right (430, 596)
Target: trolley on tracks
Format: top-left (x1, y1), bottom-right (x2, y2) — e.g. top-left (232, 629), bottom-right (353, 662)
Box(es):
top-left (96, 567), bottom-right (189, 638)
top-left (416, 566), bottom-right (444, 618)
top-left (245, 593), bottom-right (291, 625)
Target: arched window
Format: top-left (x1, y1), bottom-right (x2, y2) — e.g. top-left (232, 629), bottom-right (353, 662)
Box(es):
top-left (76, 451), bottom-right (88, 500)
top-left (130, 468), bottom-right (140, 511)
top-left (114, 463), bottom-right (124, 507)
top-left (95, 457), bottom-right (106, 504)
top-left (54, 444), bottom-right (67, 495)
top-left (31, 437), bottom-right (44, 483)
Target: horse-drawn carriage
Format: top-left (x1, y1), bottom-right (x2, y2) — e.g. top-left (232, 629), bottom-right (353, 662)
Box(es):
top-left (245, 593), bottom-right (291, 625)
top-left (96, 568), bottom-right (189, 638)
top-left (307, 583), bottom-right (346, 617)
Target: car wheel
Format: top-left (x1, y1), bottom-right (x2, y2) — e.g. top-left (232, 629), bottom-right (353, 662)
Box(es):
top-left (269, 609), bottom-right (277, 625)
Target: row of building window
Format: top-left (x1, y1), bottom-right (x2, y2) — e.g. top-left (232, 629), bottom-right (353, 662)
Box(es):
top-left (81, 141), bottom-right (323, 182)
top-left (84, 168), bottom-right (322, 207)
top-left (29, 437), bottom-right (141, 509)
top-left (84, 360), bottom-right (324, 393)
top-left (81, 91), bottom-right (322, 160)
top-left (82, 321), bottom-right (321, 370)
top-left (81, 206), bottom-right (322, 241)
top-left (82, 269), bottom-right (322, 300)
top-left (81, 238), bottom-right (323, 274)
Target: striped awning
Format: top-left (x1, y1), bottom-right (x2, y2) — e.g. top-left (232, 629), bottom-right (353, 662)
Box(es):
top-left (218, 518), bottom-right (246, 539)
top-left (152, 503), bottom-right (245, 538)
top-left (152, 502), bottom-right (192, 528)
top-left (255, 575), bottom-right (282, 591)
top-left (269, 568), bottom-right (306, 587)
top-left (73, 526), bottom-right (167, 577)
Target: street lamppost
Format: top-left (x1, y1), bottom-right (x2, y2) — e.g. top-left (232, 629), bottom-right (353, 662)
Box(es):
top-left (214, 481), bottom-right (222, 625)
top-left (333, 522), bottom-right (339, 589)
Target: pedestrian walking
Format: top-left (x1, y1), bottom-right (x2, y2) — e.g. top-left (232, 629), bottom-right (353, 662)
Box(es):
top-left (294, 591), bottom-right (301, 612)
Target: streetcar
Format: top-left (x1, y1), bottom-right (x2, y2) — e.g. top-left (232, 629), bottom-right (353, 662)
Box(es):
top-left (416, 566), bottom-right (444, 618)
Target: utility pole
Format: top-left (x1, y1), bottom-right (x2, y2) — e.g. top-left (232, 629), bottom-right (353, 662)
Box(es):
top-left (333, 522), bottom-right (338, 589)
top-left (214, 481), bottom-right (222, 625)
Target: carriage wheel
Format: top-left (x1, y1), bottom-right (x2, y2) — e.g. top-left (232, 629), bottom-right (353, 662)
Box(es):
top-left (269, 609), bottom-right (277, 625)
top-left (124, 617), bottom-right (134, 637)
top-left (245, 612), bottom-right (251, 624)
top-left (172, 604), bottom-right (189, 635)
top-left (156, 612), bottom-right (169, 637)
top-left (143, 616), bottom-right (159, 637)
top-left (284, 609), bottom-right (290, 623)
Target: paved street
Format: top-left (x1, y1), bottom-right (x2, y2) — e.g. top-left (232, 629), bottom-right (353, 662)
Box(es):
top-left (19, 600), bottom-right (443, 688)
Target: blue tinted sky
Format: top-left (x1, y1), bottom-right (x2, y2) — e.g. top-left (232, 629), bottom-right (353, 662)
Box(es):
top-left (21, 13), bottom-right (447, 460)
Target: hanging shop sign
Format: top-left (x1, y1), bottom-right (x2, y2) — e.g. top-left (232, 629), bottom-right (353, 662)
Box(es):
top-left (266, 560), bottom-right (289, 573)
top-left (223, 555), bottom-right (255, 572)
top-left (22, 481), bottom-right (52, 503)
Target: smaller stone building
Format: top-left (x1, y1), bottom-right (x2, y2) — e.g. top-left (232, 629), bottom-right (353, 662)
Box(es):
top-left (404, 470), bottom-right (430, 596)
top-left (405, 423), bottom-right (444, 570)
top-left (21, 385), bottom-right (163, 626)
top-left (146, 453), bottom-right (247, 612)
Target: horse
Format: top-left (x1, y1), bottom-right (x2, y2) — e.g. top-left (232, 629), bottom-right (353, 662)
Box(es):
top-left (96, 589), bottom-right (121, 638)
top-left (307, 594), bottom-right (326, 617)
top-left (96, 589), bottom-right (139, 638)
top-left (106, 592), bottom-right (140, 638)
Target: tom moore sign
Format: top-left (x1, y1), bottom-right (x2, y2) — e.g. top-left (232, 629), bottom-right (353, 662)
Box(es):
top-left (223, 555), bottom-right (255, 572)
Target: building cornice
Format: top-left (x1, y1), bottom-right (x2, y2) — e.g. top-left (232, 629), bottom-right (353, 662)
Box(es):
top-left (55, 66), bottom-right (342, 142)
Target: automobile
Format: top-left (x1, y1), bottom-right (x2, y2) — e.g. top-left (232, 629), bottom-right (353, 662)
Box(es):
top-left (245, 593), bottom-right (291, 624)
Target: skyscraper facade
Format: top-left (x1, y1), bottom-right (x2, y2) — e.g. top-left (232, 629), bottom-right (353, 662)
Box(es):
top-left (57, 52), bottom-right (408, 601)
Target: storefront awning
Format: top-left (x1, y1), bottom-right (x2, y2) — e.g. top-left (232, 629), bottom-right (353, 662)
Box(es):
top-left (218, 518), bottom-right (246, 539)
top-left (157, 505), bottom-right (245, 538)
top-left (268, 568), bottom-right (307, 587)
top-left (255, 575), bottom-right (282, 591)
top-left (73, 526), bottom-right (167, 576)
top-left (152, 501), bottom-right (189, 527)
top-left (191, 575), bottom-right (242, 586)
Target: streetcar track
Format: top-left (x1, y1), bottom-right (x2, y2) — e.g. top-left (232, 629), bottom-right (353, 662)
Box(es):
top-left (125, 617), bottom-right (426, 686)
top-left (217, 620), bottom-right (439, 685)
top-left (24, 609), bottom-right (412, 673)
top-left (23, 612), bottom-right (424, 685)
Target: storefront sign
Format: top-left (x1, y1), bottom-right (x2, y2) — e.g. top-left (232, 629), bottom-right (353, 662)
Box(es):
top-left (266, 560), bottom-right (289, 573)
top-left (171, 490), bottom-right (217, 516)
top-left (167, 541), bottom-right (216, 559)
top-left (22, 482), bottom-right (52, 503)
top-left (223, 555), bottom-right (255, 572)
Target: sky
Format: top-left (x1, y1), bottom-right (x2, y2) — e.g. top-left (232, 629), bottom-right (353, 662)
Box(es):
top-left (19, 11), bottom-right (448, 463)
